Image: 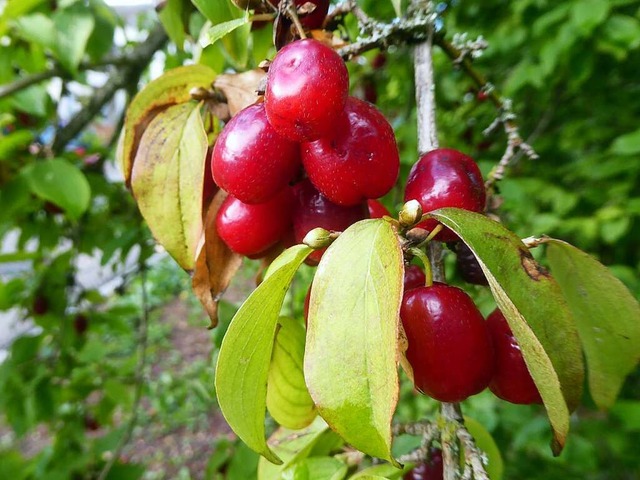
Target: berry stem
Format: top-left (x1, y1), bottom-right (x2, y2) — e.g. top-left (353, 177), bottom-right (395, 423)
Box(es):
top-left (285, 0), bottom-right (308, 39)
top-left (408, 247), bottom-right (433, 287)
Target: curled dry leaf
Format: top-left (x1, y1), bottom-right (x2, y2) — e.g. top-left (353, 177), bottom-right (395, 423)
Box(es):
top-left (214, 69), bottom-right (267, 117)
top-left (192, 189), bottom-right (243, 328)
top-left (309, 30), bottom-right (348, 49)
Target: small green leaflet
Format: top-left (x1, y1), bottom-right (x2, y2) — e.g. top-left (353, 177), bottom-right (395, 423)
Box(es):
top-left (282, 457), bottom-right (348, 480)
top-left (546, 239), bottom-right (640, 410)
top-left (53, 5), bottom-right (95, 72)
top-left (350, 463), bottom-right (409, 479)
top-left (428, 208), bottom-right (584, 454)
top-left (202, 16), bottom-right (250, 48)
top-left (391, 0), bottom-right (402, 17)
top-left (267, 317), bottom-right (316, 430)
top-left (22, 158), bottom-right (91, 220)
top-left (215, 245), bottom-right (313, 465)
top-left (131, 102), bottom-right (207, 271)
top-left (305, 219), bottom-right (403, 466)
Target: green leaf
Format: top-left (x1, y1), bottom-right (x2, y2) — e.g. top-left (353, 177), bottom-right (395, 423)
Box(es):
top-left (609, 128), bottom-right (640, 155)
top-left (267, 317), bottom-right (316, 430)
top-left (215, 245), bottom-right (313, 465)
top-left (282, 457), bottom-right (348, 480)
top-left (390, 0), bottom-right (402, 17)
top-left (428, 208), bottom-right (584, 454)
top-left (53, 5), bottom-right (95, 72)
top-left (119, 64), bottom-right (216, 186)
top-left (350, 464), bottom-right (408, 479)
top-left (258, 417), bottom-right (333, 480)
top-left (158, 0), bottom-right (188, 49)
top-left (463, 417), bottom-right (503, 480)
top-left (12, 13), bottom-right (56, 50)
top-left (305, 219), bottom-right (403, 465)
top-left (130, 102), bottom-right (207, 271)
top-left (546, 239), bottom-right (640, 409)
top-left (202, 16), bottom-right (250, 48)
top-left (10, 85), bottom-right (49, 116)
top-left (22, 159), bottom-right (91, 220)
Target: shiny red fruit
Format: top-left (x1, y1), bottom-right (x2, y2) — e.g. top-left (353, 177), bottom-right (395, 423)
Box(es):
top-left (216, 189), bottom-right (294, 257)
top-left (265, 39), bottom-right (348, 142)
top-left (367, 199), bottom-right (390, 219)
top-left (212, 103), bottom-right (300, 204)
top-left (487, 308), bottom-right (542, 405)
top-left (293, 180), bottom-right (368, 264)
top-left (404, 265), bottom-right (426, 291)
top-left (403, 448), bottom-right (443, 480)
top-left (404, 149), bottom-right (486, 242)
top-left (270, 0), bottom-right (329, 30)
top-left (401, 283), bottom-right (494, 402)
top-left (302, 97), bottom-right (400, 206)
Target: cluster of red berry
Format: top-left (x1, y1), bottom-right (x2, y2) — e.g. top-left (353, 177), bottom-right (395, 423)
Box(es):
top-left (212, 38), bottom-right (400, 264)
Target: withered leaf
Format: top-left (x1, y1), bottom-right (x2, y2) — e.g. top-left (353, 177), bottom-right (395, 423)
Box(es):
top-left (214, 69), bottom-right (266, 116)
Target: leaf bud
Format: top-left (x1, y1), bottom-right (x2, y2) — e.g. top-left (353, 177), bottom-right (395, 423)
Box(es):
top-left (303, 227), bottom-right (335, 250)
top-left (399, 200), bottom-right (423, 228)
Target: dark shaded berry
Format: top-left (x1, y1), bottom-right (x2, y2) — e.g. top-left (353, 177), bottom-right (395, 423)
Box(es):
top-left (452, 241), bottom-right (488, 286)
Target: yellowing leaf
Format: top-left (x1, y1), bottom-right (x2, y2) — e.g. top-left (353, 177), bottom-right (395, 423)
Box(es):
top-left (131, 102), bottom-right (207, 271)
top-left (119, 64), bottom-right (215, 186)
top-left (546, 239), bottom-right (640, 409)
top-left (305, 219), bottom-right (403, 465)
top-left (215, 245), bottom-right (313, 464)
top-left (428, 208), bottom-right (584, 454)
top-left (267, 317), bottom-right (316, 429)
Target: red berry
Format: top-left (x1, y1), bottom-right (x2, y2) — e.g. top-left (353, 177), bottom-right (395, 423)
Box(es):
top-left (367, 199), bottom-right (390, 219)
top-left (403, 265), bottom-right (426, 291)
top-left (403, 448), bottom-right (443, 480)
top-left (293, 180), bottom-right (368, 264)
top-left (404, 149), bottom-right (486, 242)
top-left (487, 308), bottom-right (542, 405)
top-left (401, 283), bottom-right (494, 402)
top-left (216, 189), bottom-right (294, 257)
top-left (372, 53), bottom-right (387, 70)
top-left (302, 97), bottom-right (399, 206)
top-left (265, 39), bottom-right (348, 142)
top-left (73, 314), bottom-right (89, 335)
top-left (452, 241), bottom-right (488, 286)
top-left (32, 295), bottom-right (49, 316)
top-left (212, 103), bottom-right (301, 204)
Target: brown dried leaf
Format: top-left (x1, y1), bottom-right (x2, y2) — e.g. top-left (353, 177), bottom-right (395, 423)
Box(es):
top-left (309, 30), bottom-right (348, 49)
top-left (214, 69), bottom-right (266, 116)
top-left (192, 190), bottom-right (243, 328)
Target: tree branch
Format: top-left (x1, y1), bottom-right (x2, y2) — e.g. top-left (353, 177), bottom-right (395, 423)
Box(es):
top-left (51, 25), bottom-right (168, 154)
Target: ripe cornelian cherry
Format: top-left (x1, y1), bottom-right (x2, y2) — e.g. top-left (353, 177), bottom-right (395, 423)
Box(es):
top-left (404, 148), bottom-right (486, 242)
top-left (302, 97), bottom-right (400, 206)
top-left (401, 283), bottom-right (494, 402)
top-left (212, 103), bottom-right (300, 204)
top-left (367, 199), bottom-right (390, 219)
top-left (269, 0), bottom-right (329, 30)
top-left (217, 189), bottom-right (294, 258)
top-left (293, 180), bottom-right (368, 264)
top-left (486, 308), bottom-right (542, 405)
top-left (265, 39), bottom-right (348, 142)
top-left (403, 448), bottom-right (443, 480)
top-left (452, 241), bottom-right (488, 286)
top-left (404, 265), bottom-right (426, 291)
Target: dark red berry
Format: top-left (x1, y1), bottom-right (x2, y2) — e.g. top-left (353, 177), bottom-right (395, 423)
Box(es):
top-left (32, 295), bottom-right (49, 316)
top-left (372, 53), bottom-right (387, 70)
top-left (452, 241), bottom-right (488, 286)
top-left (302, 97), bottom-right (399, 206)
top-left (487, 308), bottom-right (542, 405)
top-left (403, 448), bottom-right (443, 480)
top-left (84, 415), bottom-right (100, 431)
top-left (265, 39), bottom-right (348, 142)
top-left (73, 314), bottom-right (89, 335)
top-left (293, 180), bottom-right (368, 264)
top-left (212, 103), bottom-right (301, 204)
top-left (270, 0), bottom-right (329, 30)
top-left (367, 199), bottom-right (390, 219)
top-left (404, 149), bottom-right (486, 242)
top-left (404, 265), bottom-right (426, 291)
top-left (217, 189), bottom-right (294, 257)
top-left (401, 283), bottom-right (494, 402)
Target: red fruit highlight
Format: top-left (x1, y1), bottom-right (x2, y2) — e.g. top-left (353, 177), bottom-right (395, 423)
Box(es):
top-left (265, 39), bottom-right (348, 142)
top-left (302, 97), bottom-right (400, 206)
top-left (212, 103), bottom-right (301, 204)
top-left (401, 283), bottom-right (494, 402)
top-left (487, 308), bottom-right (542, 405)
top-left (404, 148), bottom-right (486, 242)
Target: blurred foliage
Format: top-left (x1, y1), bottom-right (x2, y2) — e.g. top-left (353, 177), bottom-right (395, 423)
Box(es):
top-left (0, 0), bottom-right (638, 478)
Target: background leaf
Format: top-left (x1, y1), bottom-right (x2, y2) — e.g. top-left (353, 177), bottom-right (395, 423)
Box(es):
top-left (53, 5), bottom-right (95, 72)
top-left (131, 102), bottom-right (207, 271)
top-left (23, 159), bottom-right (91, 220)
top-left (282, 457), bottom-right (348, 480)
top-left (546, 239), bottom-right (640, 409)
top-left (463, 416), bottom-right (504, 480)
top-left (202, 17), bottom-right (250, 48)
top-left (428, 208), bottom-right (584, 454)
top-left (305, 219), bottom-right (403, 465)
top-left (267, 317), bottom-right (316, 430)
top-left (215, 245), bottom-right (313, 464)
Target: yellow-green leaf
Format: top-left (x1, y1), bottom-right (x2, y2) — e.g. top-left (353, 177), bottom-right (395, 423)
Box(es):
top-left (350, 463), bottom-right (408, 479)
top-left (428, 208), bottom-right (584, 454)
top-left (546, 239), bottom-right (640, 409)
top-left (267, 317), bottom-right (316, 430)
top-left (463, 417), bottom-right (503, 480)
top-left (131, 102), bottom-right (207, 271)
top-left (119, 64), bottom-right (215, 186)
top-left (216, 245), bottom-right (313, 464)
top-left (305, 219), bottom-right (403, 465)
top-left (282, 457), bottom-right (348, 480)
